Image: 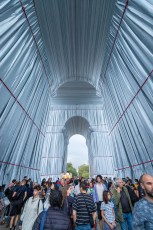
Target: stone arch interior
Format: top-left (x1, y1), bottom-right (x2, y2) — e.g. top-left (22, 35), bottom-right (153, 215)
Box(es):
top-left (40, 106), bottom-right (112, 181)
top-left (51, 81), bottom-right (103, 105)
top-left (64, 116), bottom-right (90, 139)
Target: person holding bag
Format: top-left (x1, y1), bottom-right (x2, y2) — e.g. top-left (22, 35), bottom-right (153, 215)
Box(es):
top-left (9, 180), bottom-right (27, 230)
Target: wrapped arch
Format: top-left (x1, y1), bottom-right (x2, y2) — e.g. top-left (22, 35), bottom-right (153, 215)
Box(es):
top-left (0, 0), bottom-right (153, 184)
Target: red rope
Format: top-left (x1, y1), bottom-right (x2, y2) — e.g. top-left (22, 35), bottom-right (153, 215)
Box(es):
top-left (19, 0), bottom-right (51, 88)
top-left (40, 174), bottom-right (60, 176)
top-left (100, 0), bottom-right (128, 88)
top-left (0, 79), bottom-right (45, 137)
top-left (0, 160), bottom-right (40, 171)
top-left (115, 160), bottom-right (153, 171)
top-left (109, 69), bottom-right (153, 135)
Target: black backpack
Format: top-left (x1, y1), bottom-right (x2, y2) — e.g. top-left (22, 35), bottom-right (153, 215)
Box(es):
top-left (4, 187), bottom-right (14, 201)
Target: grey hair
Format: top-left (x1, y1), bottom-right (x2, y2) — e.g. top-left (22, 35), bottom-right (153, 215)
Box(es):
top-left (113, 178), bottom-right (122, 187)
top-left (115, 178), bottom-right (122, 184)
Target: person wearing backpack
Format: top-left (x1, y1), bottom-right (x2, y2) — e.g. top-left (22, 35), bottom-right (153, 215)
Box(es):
top-left (4, 180), bottom-right (16, 202)
top-left (33, 189), bottom-right (71, 230)
top-left (9, 180), bottom-right (27, 230)
top-left (20, 185), bottom-right (43, 230)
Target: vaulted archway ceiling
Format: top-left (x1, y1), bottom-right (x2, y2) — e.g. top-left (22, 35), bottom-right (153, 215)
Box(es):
top-left (34, 0), bottom-right (116, 93)
top-left (65, 116), bottom-right (90, 139)
top-left (51, 81), bottom-right (103, 105)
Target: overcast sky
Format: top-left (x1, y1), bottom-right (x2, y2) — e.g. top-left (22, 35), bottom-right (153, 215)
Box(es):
top-left (67, 134), bottom-right (88, 170)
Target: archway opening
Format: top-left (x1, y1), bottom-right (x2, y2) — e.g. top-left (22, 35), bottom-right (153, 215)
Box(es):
top-left (63, 116), bottom-right (92, 177)
top-left (67, 134), bottom-right (88, 174)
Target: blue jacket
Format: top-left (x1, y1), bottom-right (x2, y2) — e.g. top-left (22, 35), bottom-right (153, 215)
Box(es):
top-left (93, 183), bottom-right (107, 203)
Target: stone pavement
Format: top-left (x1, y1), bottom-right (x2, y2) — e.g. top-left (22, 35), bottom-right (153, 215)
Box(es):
top-left (0, 220), bottom-right (121, 230)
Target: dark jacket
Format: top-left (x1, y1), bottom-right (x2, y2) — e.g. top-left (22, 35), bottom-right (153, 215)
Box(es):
top-left (126, 185), bottom-right (139, 206)
top-left (32, 207), bottom-right (72, 230)
top-left (112, 186), bottom-right (133, 222)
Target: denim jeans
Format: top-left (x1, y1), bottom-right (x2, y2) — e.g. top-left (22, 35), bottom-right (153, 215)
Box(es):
top-left (120, 212), bottom-right (133, 230)
top-left (75, 223), bottom-right (92, 230)
top-left (104, 221), bottom-right (116, 230)
top-left (104, 221), bottom-right (111, 230)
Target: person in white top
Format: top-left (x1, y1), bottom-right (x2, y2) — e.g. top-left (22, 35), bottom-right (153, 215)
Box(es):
top-left (20, 185), bottom-right (43, 230)
top-left (101, 191), bottom-right (116, 230)
top-left (93, 175), bottom-right (107, 230)
top-left (74, 179), bottom-right (81, 196)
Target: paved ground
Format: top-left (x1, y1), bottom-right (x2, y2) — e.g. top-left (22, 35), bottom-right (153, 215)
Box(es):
top-left (0, 220), bottom-right (121, 230)
top-left (0, 224), bottom-right (9, 229)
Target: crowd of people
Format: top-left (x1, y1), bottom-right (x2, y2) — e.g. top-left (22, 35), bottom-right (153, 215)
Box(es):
top-left (0, 173), bottom-right (153, 230)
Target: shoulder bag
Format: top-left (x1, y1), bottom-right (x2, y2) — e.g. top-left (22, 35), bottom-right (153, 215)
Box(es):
top-left (0, 196), bottom-right (10, 208)
top-left (40, 209), bottom-right (47, 230)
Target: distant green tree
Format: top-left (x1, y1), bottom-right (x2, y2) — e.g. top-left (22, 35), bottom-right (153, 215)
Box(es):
top-left (67, 162), bottom-right (77, 177)
top-left (78, 164), bottom-right (89, 178)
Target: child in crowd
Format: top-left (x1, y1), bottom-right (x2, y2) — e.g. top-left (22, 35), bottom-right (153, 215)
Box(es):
top-left (101, 191), bottom-right (116, 230)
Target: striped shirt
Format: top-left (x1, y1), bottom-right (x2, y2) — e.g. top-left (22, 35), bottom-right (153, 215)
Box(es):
top-left (100, 201), bottom-right (115, 223)
top-left (73, 193), bottom-right (96, 226)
